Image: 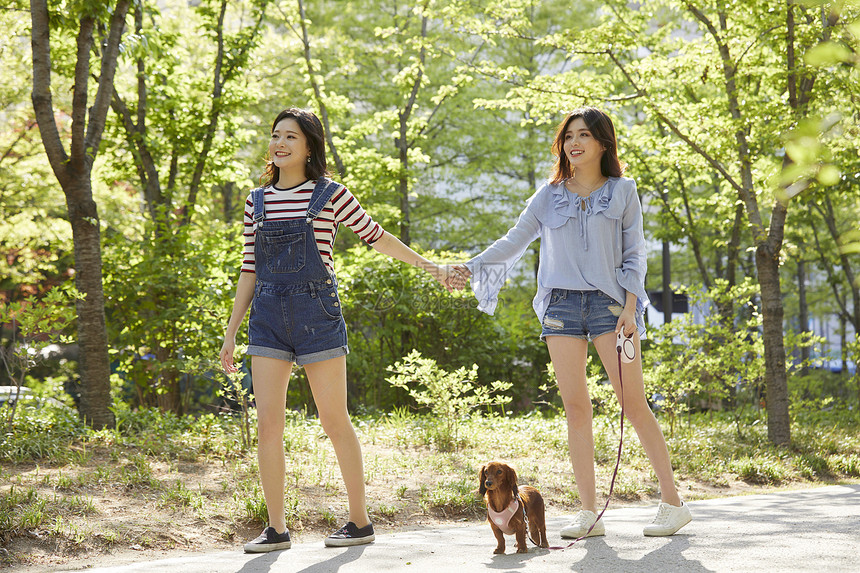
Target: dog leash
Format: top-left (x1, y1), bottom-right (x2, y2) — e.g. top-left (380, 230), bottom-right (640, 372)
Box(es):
top-left (548, 338), bottom-right (627, 550)
top-left (518, 492), bottom-right (542, 547)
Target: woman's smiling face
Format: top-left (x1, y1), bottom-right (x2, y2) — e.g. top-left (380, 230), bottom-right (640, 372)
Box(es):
top-left (563, 117), bottom-right (604, 171)
top-left (268, 117), bottom-right (310, 175)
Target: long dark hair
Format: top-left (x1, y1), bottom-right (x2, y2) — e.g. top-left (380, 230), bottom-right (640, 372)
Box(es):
top-left (549, 107), bottom-right (626, 185)
top-left (260, 108), bottom-right (330, 187)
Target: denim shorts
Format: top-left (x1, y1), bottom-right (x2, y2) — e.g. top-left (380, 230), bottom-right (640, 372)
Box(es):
top-left (247, 279), bottom-right (349, 365)
top-left (540, 289), bottom-right (623, 342)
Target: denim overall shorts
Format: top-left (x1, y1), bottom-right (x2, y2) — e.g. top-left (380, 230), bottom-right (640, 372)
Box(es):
top-left (246, 179), bottom-right (349, 365)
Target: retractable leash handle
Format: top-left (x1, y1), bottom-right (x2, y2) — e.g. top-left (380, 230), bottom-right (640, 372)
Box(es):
top-left (550, 333), bottom-right (630, 551)
top-left (617, 330), bottom-right (636, 363)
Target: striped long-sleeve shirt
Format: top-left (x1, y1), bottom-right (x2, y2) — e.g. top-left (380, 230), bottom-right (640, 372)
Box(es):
top-left (242, 179), bottom-right (385, 274)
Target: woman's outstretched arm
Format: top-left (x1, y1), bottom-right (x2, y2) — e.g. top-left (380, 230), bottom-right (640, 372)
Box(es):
top-left (370, 231), bottom-right (459, 291)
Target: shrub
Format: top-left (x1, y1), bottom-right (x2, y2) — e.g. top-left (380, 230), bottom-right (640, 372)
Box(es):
top-left (0, 285), bottom-right (80, 430)
top-left (102, 220), bottom-right (240, 414)
top-left (830, 454), bottom-right (860, 477)
top-left (731, 456), bottom-right (788, 484)
top-left (386, 350), bottom-right (512, 450)
top-left (795, 453), bottom-right (831, 480)
top-left (643, 280), bottom-right (766, 434)
top-left (339, 244), bottom-right (546, 413)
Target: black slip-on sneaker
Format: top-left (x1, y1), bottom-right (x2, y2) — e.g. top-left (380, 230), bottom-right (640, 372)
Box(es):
top-left (244, 526), bottom-right (292, 553)
top-left (324, 521), bottom-right (375, 547)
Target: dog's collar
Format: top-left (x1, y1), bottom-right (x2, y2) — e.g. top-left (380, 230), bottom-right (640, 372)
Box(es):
top-left (488, 497), bottom-right (519, 535)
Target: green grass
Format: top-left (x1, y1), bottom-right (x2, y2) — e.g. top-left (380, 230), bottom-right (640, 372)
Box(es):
top-left (1, 399), bottom-right (858, 562)
top-left (0, 485), bottom-right (97, 540)
top-left (159, 481), bottom-right (205, 512)
top-left (419, 478), bottom-right (484, 514)
top-left (831, 453), bottom-right (860, 476)
top-left (664, 411), bottom-right (860, 487)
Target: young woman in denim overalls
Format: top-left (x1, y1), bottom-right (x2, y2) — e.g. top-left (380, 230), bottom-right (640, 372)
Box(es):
top-left (454, 108), bottom-right (692, 539)
top-left (220, 109), bottom-right (455, 553)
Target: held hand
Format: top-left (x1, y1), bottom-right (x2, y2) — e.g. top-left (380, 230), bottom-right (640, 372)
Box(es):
top-left (421, 261), bottom-right (454, 292)
top-left (220, 337), bottom-right (239, 374)
top-left (422, 262), bottom-right (471, 292)
top-left (448, 264), bottom-right (471, 291)
top-left (615, 308), bottom-right (637, 337)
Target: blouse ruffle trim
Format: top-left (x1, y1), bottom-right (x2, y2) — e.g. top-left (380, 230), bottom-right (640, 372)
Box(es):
top-left (465, 255), bottom-right (503, 316)
top-left (533, 179), bottom-right (624, 250)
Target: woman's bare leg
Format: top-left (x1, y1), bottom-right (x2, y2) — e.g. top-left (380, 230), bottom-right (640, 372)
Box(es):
top-left (305, 356), bottom-right (370, 527)
top-left (592, 332), bottom-right (681, 506)
top-left (251, 356), bottom-right (293, 533)
top-left (546, 336), bottom-right (598, 512)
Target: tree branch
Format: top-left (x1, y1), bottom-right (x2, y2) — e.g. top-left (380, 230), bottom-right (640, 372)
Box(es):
top-left (84, 0), bottom-right (131, 170)
top-left (605, 48), bottom-right (744, 196)
top-left (295, 0), bottom-right (345, 177)
top-left (818, 194), bottom-right (859, 330)
top-left (676, 167), bottom-right (712, 289)
top-left (70, 16), bottom-right (96, 169)
top-left (110, 86), bottom-right (162, 216)
top-left (401, 16), bottom-right (427, 133)
top-left (808, 210), bottom-right (849, 321)
top-left (29, 0), bottom-right (69, 185)
top-left (135, 5), bottom-right (146, 132)
top-left (410, 39), bottom-right (487, 146)
top-left (182, 0), bottom-right (228, 224)
top-left (684, 3), bottom-right (766, 245)
top-left (0, 121), bottom-right (37, 166)
top-left (183, 0), bottom-right (267, 223)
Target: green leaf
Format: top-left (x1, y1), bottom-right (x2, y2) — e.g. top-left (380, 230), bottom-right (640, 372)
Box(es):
top-left (817, 164), bottom-right (841, 186)
top-left (804, 42), bottom-right (854, 66)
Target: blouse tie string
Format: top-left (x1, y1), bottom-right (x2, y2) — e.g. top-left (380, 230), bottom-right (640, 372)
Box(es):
top-left (571, 195), bottom-right (591, 251)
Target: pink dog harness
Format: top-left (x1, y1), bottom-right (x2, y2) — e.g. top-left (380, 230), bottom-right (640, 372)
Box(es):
top-left (488, 498), bottom-right (519, 535)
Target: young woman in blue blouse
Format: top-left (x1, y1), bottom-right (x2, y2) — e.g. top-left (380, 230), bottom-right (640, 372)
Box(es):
top-left (455, 107), bottom-right (691, 538)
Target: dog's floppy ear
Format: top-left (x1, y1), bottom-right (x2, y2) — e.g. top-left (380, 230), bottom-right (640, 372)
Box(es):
top-left (479, 465), bottom-right (487, 496)
top-left (507, 465), bottom-right (519, 496)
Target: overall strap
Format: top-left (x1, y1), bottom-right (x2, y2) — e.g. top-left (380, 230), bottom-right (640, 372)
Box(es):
top-left (305, 178), bottom-right (342, 223)
top-left (251, 187), bottom-right (266, 229)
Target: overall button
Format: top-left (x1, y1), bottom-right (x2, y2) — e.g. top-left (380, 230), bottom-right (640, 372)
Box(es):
top-left (333, 302), bottom-right (339, 307)
top-left (330, 292), bottom-right (336, 297)
top-left (326, 279), bottom-right (332, 284)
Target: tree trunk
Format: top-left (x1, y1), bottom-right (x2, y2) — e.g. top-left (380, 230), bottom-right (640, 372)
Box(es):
top-left (397, 127), bottom-right (411, 246)
top-left (797, 259), bottom-right (809, 376)
top-left (222, 181), bottom-right (236, 222)
top-left (394, 15), bottom-right (427, 246)
top-left (840, 315), bottom-right (847, 374)
top-left (181, 0), bottom-right (227, 225)
top-left (662, 238), bottom-right (672, 324)
top-left (297, 0), bottom-right (345, 178)
top-left (756, 245), bottom-right (791, 445)
top-left (700, 5), bottom-right (791, 446)
top-left (66, 180), bottom-right (114, 428)
top-left (30, 0), bottom-right (130, 428)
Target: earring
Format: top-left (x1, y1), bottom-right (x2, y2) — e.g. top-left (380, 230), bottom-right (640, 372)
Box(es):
top-left (306, 156), bottom-right (311, 163)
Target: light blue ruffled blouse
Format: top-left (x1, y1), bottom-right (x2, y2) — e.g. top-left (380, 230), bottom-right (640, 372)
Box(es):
top-left (464, 176), bottom-right (650, 338)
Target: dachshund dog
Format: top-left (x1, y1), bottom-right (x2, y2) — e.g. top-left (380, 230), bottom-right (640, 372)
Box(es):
top-left (479, 461), bottom-right (549, 554)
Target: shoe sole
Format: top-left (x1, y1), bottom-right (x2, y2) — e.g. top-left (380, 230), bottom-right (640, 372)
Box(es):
top-left (643, 515), bottom-right (692, 537)
top-left (244, 541), bottom-right (292, 553)
top-left (560, 524), bottom-right (605, 539)
top-left (324, 534), bottom-right (375, 547)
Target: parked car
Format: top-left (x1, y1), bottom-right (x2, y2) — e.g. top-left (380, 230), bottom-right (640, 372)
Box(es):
top-left (0, 386), bottom-right (72, 410)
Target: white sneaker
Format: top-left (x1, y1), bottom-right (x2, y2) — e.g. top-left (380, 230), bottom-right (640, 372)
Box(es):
top-left (643, 502), bottom-right (692, 536)
top-left (560, 510), bottom-right (605, 538)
